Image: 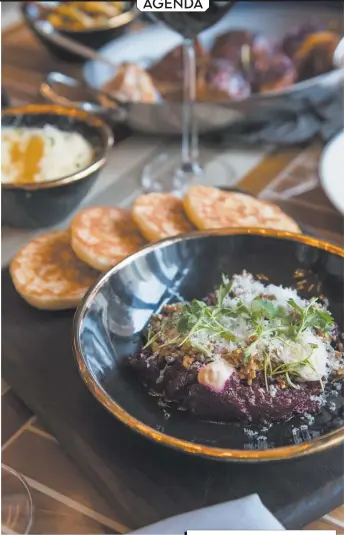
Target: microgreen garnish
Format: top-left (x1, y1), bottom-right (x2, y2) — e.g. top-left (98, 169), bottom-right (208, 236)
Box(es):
top-left (288, 297), bottom-right (334, 339)
top-left (176, 297), bottom-right (237, 348)
top-left (143, 273), bottom-right (334, 391)
top-left (263, 352), bottom-right (270, 391)
top-left (143, 318), bottom-right (168, 349)
top-left (267, 343), bottom-right (325, 391)
top-left (252, 297), bottom-right (279, 319)
top-left (285, 372), bottom-right (300, 390)
top-left (217, 273), bottom-right (233, 307)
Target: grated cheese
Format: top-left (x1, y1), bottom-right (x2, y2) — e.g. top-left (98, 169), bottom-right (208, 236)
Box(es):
top-left (310, 394), bottom-right (326, 404)
top-left (223, 271), bottom-right (305, 310)
top-left (269, 385), bottom-right (277, 397)
top-left (218, 273), bottom-right (340, 384)
top-left (302, 413), bottom-right (315, 425)
top-left (155, 272), bottom-right (343, 393)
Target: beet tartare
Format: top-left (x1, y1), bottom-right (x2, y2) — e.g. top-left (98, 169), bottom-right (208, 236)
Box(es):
top-left (129, 272), bottom-right (344, 423)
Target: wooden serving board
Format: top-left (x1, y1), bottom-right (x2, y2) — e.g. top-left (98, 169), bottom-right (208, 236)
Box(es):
top-left (2, 264), bottom-right (344, 531)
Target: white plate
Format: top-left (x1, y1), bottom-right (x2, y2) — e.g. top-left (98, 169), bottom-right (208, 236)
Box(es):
top-left (320, 131), bottom-right (344, 216)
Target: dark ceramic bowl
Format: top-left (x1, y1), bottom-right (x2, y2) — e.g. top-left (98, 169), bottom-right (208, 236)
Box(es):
top-left (74, 229), bottom-right (344, 462)
top-left (22, 1), bottom-right (138, 63)
top-left (2, 104), bottom-right (113, 229)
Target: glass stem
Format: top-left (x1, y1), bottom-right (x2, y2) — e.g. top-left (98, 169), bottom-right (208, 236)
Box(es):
top-left (181, 37), bottom-right (198, 171)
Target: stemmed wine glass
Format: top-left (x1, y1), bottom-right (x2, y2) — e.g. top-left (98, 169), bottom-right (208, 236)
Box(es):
top-left (1, 465), bottom-right (34, 534)
top-left (141, 2), bottom-right (236, 194)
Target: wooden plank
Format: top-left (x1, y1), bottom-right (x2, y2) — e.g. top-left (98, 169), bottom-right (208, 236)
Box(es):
top-left (306, 518), bottom-right (343, 531)
top-left (238, 143), bottom-right (343, 245)
top-left (2, 20), bottom-right (24, 39)
top-left (237, 149), bottom-right (302, 195)
top-left (330, 505), bottom-right (344, 523)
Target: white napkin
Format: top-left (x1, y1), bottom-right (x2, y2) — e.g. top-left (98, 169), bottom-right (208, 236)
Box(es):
top-left (131, 494), bottom-right (285, 533)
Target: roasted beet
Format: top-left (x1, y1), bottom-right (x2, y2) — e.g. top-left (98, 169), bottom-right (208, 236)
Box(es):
top-left (281, 24), bottom-right (323, 58)
top-left (251, 53), bottom-right (297, 93)
top-left (293, 31), bottom-right (340, 81)
top-left (163, 362), bottom-right (198, 403)
top-left (201, 59), bottom-right (251, 101)
top-left (128, 276), bottom-right (344, 424)
top-left (211, 30), bottom-right (272, 68)
top-left (187, 373), bottom-right (322, 423)
top-left (130, 348), bottom-right (324, 424)
top-left (129, 349), bottom-right (162, 389)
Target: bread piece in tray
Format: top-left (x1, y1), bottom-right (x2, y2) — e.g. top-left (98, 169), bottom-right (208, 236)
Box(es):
top-left (183, 185), bottom-right (301, 233)
top-left (132, 193), bottom-right (195, 242)
top-left (71, 206), bottom-right (146, 272)
top-left (10, 230), bottom-right (98, 310)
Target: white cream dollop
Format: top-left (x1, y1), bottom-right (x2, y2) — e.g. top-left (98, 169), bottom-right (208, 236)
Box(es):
top-left (277, 330), bottom-right (328, 382)
top-left (197, 358), bottom-right (235, 392)
top-left (298, 332), bottom-right (328, 381)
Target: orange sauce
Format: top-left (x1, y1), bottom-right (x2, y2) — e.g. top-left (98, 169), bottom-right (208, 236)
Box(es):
top-left (8, 135), bottom-right (45, 184)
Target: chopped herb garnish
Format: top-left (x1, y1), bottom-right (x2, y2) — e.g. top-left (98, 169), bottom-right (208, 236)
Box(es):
top-left (217, 273), bottom-right (233, 306)
top-left (175, 297), bottom-right (237, 349)
top-left (288, 297), bottom-right (334, 339)
top-left (142, 273), bottom-right (336, 391)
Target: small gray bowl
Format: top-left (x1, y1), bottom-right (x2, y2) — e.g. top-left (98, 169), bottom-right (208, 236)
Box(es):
top-left (2, 104), bottom-right (113, 229)
top-left (22, 1), bottom-right (139, 63)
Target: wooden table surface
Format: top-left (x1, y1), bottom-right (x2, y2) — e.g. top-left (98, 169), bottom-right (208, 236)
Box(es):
top-left (2, 14), bottom-right (344, 534)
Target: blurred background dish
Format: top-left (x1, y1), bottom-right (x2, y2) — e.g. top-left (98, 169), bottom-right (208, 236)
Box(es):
top-left (22, 1), bottom-right (138, 62)
top-left (320, 130), bottom-right (344, 216)
top-left (39, 1), bottom-right (131, 31)
top-left (144, 27), bottom-right (339, 101)
top-left (1, 104), bottom-right (113, 229)
top-left (40, 1), bottom-right (344, 135)
top-left (2, 87), bottom-right (11, 109)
